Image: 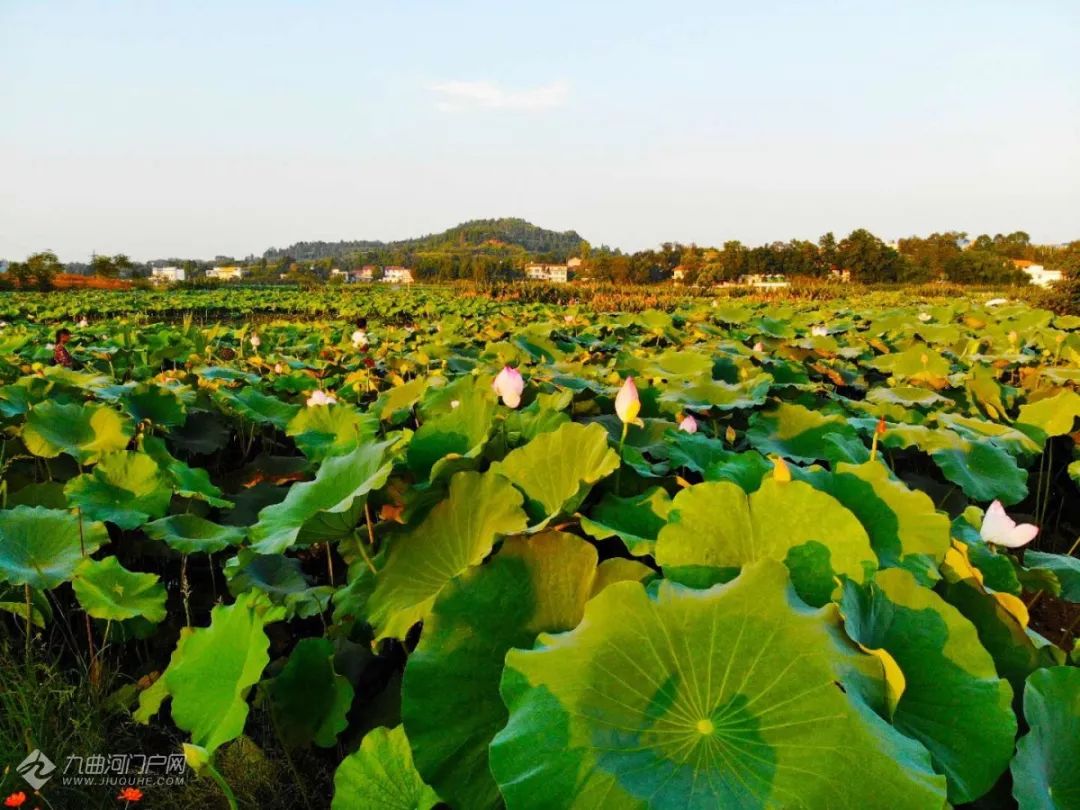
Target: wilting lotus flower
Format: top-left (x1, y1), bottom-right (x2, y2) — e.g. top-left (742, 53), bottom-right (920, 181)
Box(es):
top-left (980, 501), bottom-right (1038, 548)
top-left (811, 325), bottom-right (828, 337)
top-left (306, 389), bottom-right (337, 407)
top-left (250, 334), bottom-right (261, 349)
top-left (678, 414), bottom-right (698, 434)
top-left (752, 341), bottom-right (764, 352)
top-left (918, 312), bottom-right (932, 323)
top-left (493, 366), bottom-right (524, 408)
top-left (352, 329), bottom-right (368, 348)
top-left (615, 377), bottom-right (641, 424)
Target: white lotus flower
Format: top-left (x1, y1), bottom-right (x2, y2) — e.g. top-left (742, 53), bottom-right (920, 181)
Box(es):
top-left (986, 298), bottom-right (1008, 307)
top-left (615, 377), bottom-right (641, 424)
top-left (352, 329), bottom-right (368, 348)
top-left (918, 312), bottom-right (932, 323)
top-left (492, 367), bottom-right (524, 409)
top-left (78, 318), bottom-right (89, 327)
top-left (250, 334), bottom-right (261, 348)
top-left (450, 400), bottom-right (460, 409)
top-left (678, 415), bottom-right (698, 434)
top-left (752, 341), bottom-right (764, 352)
top-left (306, 389), bottom-right (337, 407)
top-left (811, 325), bottom-right (828, 337)
top-left (980, 500), bottom-right (1038, 549)
top-left (273, 363), bottom-right (284, 374)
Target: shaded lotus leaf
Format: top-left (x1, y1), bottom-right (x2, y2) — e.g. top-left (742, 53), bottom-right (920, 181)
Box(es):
top-left (372, 376), bottom-right (430, 423)
top-left (656, 476), bottom-right (876, 604)
top-left (405, 387), bottom-right (494, 480)
top-left (7, 481), bottom-right (67, 509)
top-left (490, 560), bottom-right (947, 810)
top-left (491, 421), bottom-right (619, 526)
top-left (286, 405), bottom-right (379, 462)
top-left (746, 402), bottom-right (861, 464)
top-left (64, 451), bottom-right (173, 529)
top-left (167, 409), bottom-right (231, 455)
top-left (1023, 551), bottom-right (1080, 603)
top-left (249, 441), bottom-right (392, 555)
top-left (1017, 389), bottom-right (1080, 438)
top-left (579, 486), bottom-right (672, 556)
top-left (22, 400), bottom-right (133, 464)
top-left (350, 471), bottom-right (527, 641)
top-left (0, 583), bottom-right (53, 628)
top-left (0, 506), bottom-right (108, 589)
top-left (1011, 667), bottom-right (1080, 810)
top-left (118, 382), bottom-right (192, 427)
top-left (144, 514), bottom-right (246, 555)
top-left (841, 568), bottom-right (1016, 802)
top-left (220, 387), bottom-right (301, 430)
top-left (265, 637), bottom-right (353, 749)
top-left (137, 591), bottom-right (285, 754)
top-left (331, 726), bottom-right (439, 810)
top-left (403, 532), bottom-right (648, 809)
top-left (72, 555), bottom-right (167, 623)
top-left (142, 436), bottom-right (233, 508)
top-left (931, 440), bottom-right (1028, 505)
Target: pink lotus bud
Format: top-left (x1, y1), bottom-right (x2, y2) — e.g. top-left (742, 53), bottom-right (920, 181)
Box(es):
top-left (306, 389), bottom-right (337, 407)
top-left (752, 342), bottom-right (764, 352)
top-left (615, 377), bottom-right (641, 424)
top-left (678, 415), bottom-right (697, 434)
top-left (492, 366), bottom-right (524, 409)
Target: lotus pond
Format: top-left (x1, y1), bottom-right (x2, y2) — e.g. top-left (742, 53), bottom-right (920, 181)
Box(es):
top-left (0, 287), bottom-right (1078, 809)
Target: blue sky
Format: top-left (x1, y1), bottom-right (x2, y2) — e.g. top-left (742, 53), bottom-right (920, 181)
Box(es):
top-left (2, 0), bottom-right (1078, 261)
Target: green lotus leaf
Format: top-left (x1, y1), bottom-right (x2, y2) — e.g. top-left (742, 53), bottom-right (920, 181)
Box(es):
top-left (1023, 551), bottom-right (1080, 603)
top-left (658, 372), bottom-right (772, 412)
top-left (7, 481), bottom-right (67, 509)
top-left (286, 405), bottom-right (379, 462)
top-left (841, 568), bottom-right (1016, 802)
top-left (0, 583), bottom-right (53, 628)
top-left (579, 486), bottom-right (672, 556)
top-left (0, 506), bottom-right (108, 589)
top-left (265, 637), bottom-right (353, 749)
top-left (938, 413), bottom-right (1041, 458)
top-left (656, 476), bottom-right (876, 604)
top-left (72, 555), bottom-right (167, 623)
top-left (490, 421), bottom-right (619, 526)
top-left (249, 441), bottom-right (392, 555)
top-left (405, 387), bottom-right (495, 480)
top-left (746, 402), bottom-right (861, 464)
top-left (621, 349), bottom-right (714, 379)
top-left (64, 451), bottom-right (173, 529)
top-left (813, 461), bottom-right (950, 583)
top-left (502, 392), bottom-right (572, 444)
top-left (221, 387), bottom-right (301, 430)
top-left (1011, 667), bottom-right (1080, 810)
top-left (22, 400), bottom-right (133, 464)
top-left (866, 386), bottom-right (949, 408)
top-left (866, 344), bottom-right (952, 388)
top-left (490, 559), bottom-right (947, 809)
top-left (331, 726), bottom-right (439, 810)
top-left (1017, 389), bottom-right (1080, 438)
top-left (144, 514), bottom-right (246, 555)
top-left (142, 436), bottom-right (233, 509)
top-left (142, 591), bottom-right (286, 754)
top-left (931, 440), bottom-right (1028, 505)
top-left (353, 471), bottom-right (527, 642)
top-left (167, 409), bottom-right (232, 455)
top-left (118, 382), bottom-right (192, 426)
top-left (373, 376), bottom-right (431, 423)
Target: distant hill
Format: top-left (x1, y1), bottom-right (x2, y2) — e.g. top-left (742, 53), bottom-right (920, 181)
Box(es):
top-left (264, 218), bottom-right (586, 262)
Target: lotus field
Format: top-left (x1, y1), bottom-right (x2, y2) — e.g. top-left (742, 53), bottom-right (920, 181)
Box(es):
top-left (1, 287), bottom-right (1079, 809)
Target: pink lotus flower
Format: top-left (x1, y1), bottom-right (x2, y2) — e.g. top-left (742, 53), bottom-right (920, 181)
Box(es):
top-left (615, 377), bottom-right (641, 424)
top-left (306, 389), bottom-right (337, 407)
top-left (678, 415), bottom-right (697, 434)
top-left (273, 363), bottom-right (284, 374)
top-left (493, 366), bottom-right (524, 409)
top-left (752, 341), bottom-right (764, 352)
top-left (980, 500), bottom-right (1038, 548)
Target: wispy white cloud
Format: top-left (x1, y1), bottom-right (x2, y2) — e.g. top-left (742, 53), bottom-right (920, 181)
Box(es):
top-left (430, 79), bottom-right (569, 112)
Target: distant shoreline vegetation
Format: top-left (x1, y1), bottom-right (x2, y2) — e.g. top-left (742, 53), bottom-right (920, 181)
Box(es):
top-left (2, 218), bottom-right (1078, 290)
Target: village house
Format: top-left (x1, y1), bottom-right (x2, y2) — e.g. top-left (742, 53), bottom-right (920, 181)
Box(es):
top-left (383, 266), bottom-right (414, 284)
top-left (1012, 259), bottom-right (1062, 288)
top-left (206, 265), bottom-right (245, 281)
top-left (738, 273), bottom-right (790, 288)
top-left (525, 257), bottom-right (580, 283)
top-left (150, 266), bottom-right (185, 284)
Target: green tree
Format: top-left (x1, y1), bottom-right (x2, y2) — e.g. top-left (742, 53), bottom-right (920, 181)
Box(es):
top-left (837, 229), bottom-right (905, 282)
top-left (25, 251), bottom-right (63, 290)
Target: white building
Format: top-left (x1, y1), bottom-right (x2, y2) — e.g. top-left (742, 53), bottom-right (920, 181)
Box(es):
top-left (382, 266), bottom-right (414, 284)
top-left (525, 263), bottom-right (571, 283)
top-left (738, 274), bottom-right (790, 289)
top-left (151, 266), bottom-right (185, 284)
top-left (207, 265), bottom-right (245, 281)
top-left (1013, 260), bottom-right (1062, 288)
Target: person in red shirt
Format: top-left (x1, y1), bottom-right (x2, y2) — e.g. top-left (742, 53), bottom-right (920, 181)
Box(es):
top-left (53, 328), bottom-right (74, 367)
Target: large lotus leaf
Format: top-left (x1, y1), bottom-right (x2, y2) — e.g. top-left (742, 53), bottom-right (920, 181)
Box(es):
top-left (331, 725), bottom-right (439, 810)
top-left (286, 405), bottom-right (379, 462)
top-left (119, 382), bottom-right (192, 427)
top-left (931, 440), bottom-right (1028, 505)
top-left (72, 555), bottom-right (167, 623)
top-left (167, 409), bottom-right (231, 455)
top-left (656, 477), bottom-right (876, 605)
top-left (405, 388), bottom-right (495, 480)
top-left (490, 421), bottom-right (619, 526)
top-left (658, 372), bottom-right (772, 412)
top-left (746, 402), bottom-right (861, 464)
top-left (373, 376), bottom-right (431, 423)
top-left (0, 506), bottom-right (108, 589)
top-left (490, 560), bottom-right (947, 809)
top-left (620, 349), bottom-right (714, 379)
top-left (866, 344), bottom-right (952, 388)
top-left (815, 461), bottom-right (950, 582)
top-left (142, 436), bottom-right (233, 509)
top-left (265, 637), bottom-right (353, 749)
top-left (148, 591), bottom-right (286, 754)
top-left (402, 532), bottom-right (650, 809)
top-left (144, 514), bottom-right (246, 555)
top-left (221, 387), bottom-right (301, 430)
top-left (249, 441), bottom-right (392, 555)
top-left (64, 451), bottom-right (173, 529)
top-left (1017, 389), bottom-right (1080, 438)
top-left (1023, 551), bottom-right (1080, 603)
top-left (579, 487), bottom-right (672, 557)
top-left (841, 568), bottom-right (1016, 802)
top-left (22, 400), bottom-right (133, 464)
top-left (356, 471), bottom-right (527, 641)
top-left (1011, 667), bottom-right (1080, 810)
top-left (938, 413), bottom-right (1042, 459)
